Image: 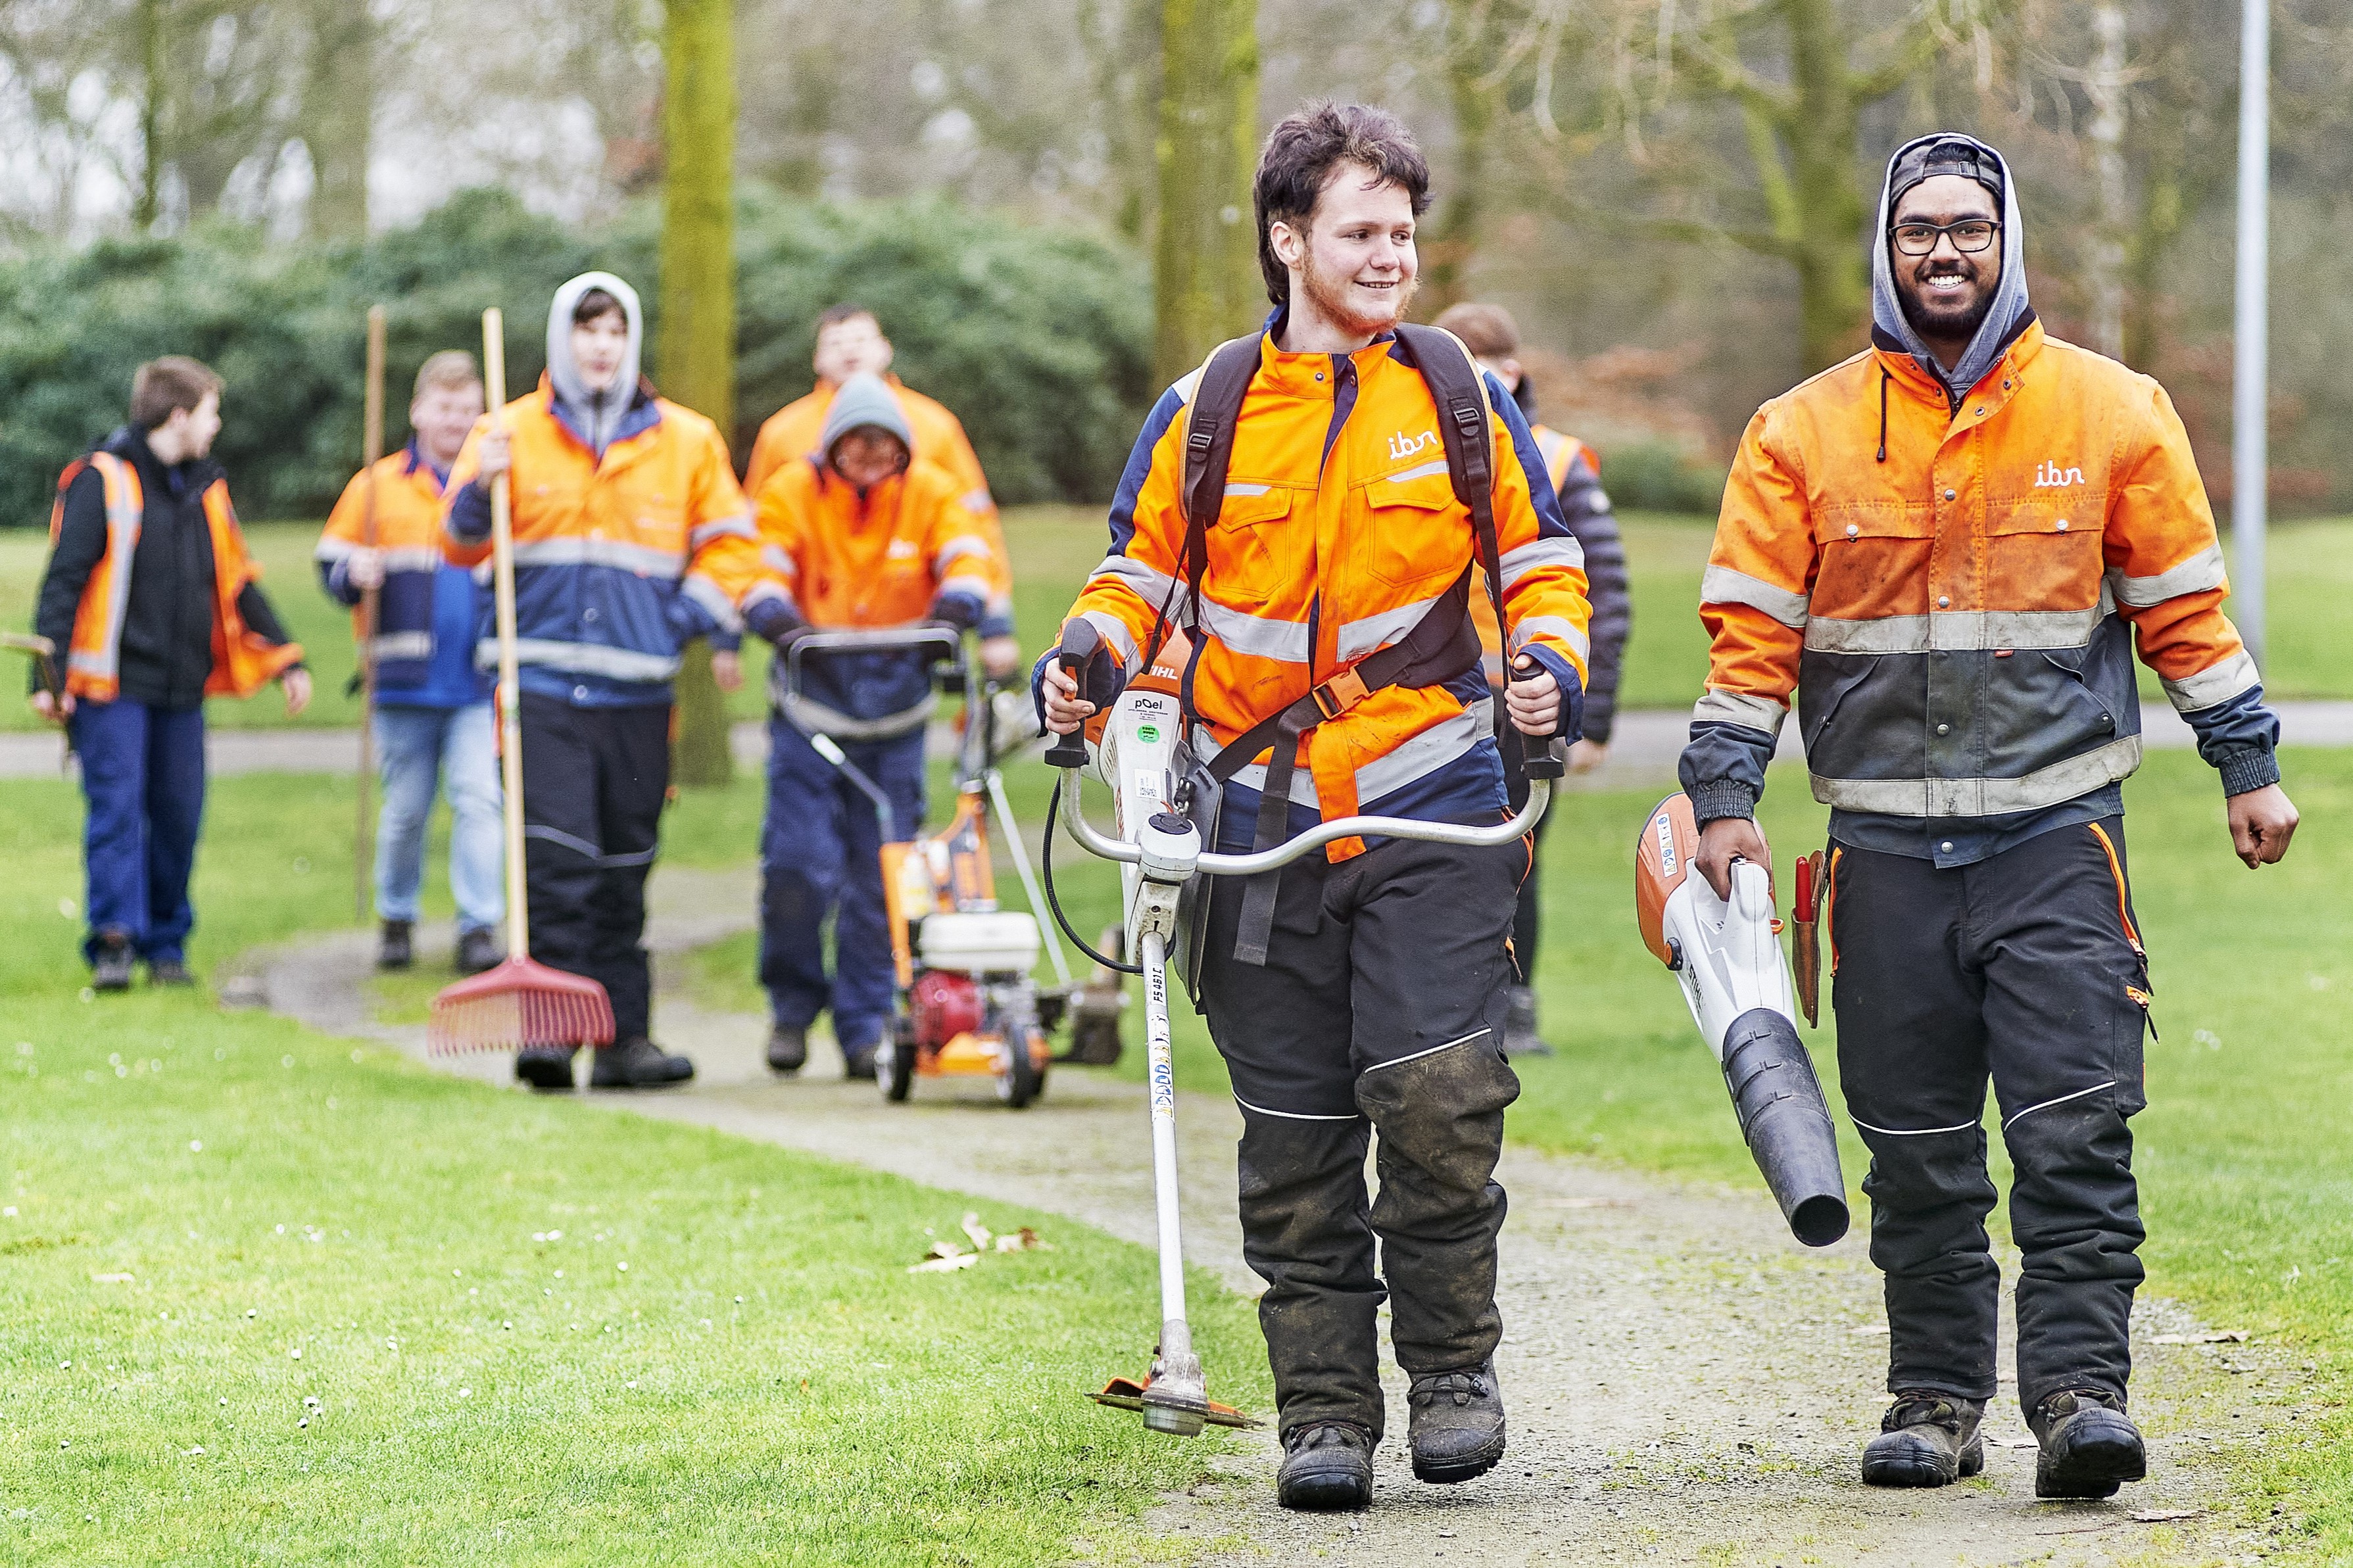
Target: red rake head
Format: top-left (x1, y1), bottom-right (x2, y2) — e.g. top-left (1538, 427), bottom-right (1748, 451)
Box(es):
top-left (428, 955), bottom-right (615, 1055)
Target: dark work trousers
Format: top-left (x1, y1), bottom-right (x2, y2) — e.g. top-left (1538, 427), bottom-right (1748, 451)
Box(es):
top-left (517, 693), bottom-right (672, 1044)
top-left (1196, 828), bottom-right (1530, 1441)
top-left (758, 717), bottom-right (929, 1055)
top-left (1505, 768), bottom-right (1554, 984)
top-left (1830, 817), bottom-right (2150, 1415)
top-left (69, 698), bottom-right (207, 965)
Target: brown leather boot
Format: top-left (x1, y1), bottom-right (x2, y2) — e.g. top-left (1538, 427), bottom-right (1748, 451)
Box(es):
top-left (1860, 1390), bottom-right (1985, 1486)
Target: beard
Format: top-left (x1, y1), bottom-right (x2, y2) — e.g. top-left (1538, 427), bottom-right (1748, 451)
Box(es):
top-left (1301, 249), bottom-right (1415, 338)
top-left (1897, 264), bottom-right (1996, 344)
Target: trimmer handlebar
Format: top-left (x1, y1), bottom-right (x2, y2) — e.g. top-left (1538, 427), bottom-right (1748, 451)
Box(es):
top-left (1040, 618), bottom-right (1100, 770)
top-left (781, 625), bottom-right (964, 695)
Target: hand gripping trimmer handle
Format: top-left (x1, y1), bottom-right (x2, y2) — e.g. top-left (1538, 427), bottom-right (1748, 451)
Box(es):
top-left (1041, 617), bottom-right (1101, 770)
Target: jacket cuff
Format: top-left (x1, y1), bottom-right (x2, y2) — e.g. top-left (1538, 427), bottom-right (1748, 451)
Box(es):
top-left (1515, 644), bottom-right (1585, 742)
top-left (2218, 745), bottom-right (2281, 797)
top-left (1689, 780), bottom-right (1757, 824)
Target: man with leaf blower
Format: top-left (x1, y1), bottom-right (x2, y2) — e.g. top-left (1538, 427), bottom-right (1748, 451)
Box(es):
top-left (442, 273), bottom-right (777, 1091)
top-left (1041, 102), bottom-right (1591, 1511)
top-left (1681, 133), bottom-right (2298, 1500)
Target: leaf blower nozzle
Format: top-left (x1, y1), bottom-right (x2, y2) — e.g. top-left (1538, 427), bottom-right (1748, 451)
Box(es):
top-left (1635, 794), bottom-right (1850, 1248)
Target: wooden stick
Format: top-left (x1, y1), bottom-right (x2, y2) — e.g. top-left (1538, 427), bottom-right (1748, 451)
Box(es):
top-left (481, 308), bottom-right (529, 959)
top-left (354, 304), bottom-right (386, 923)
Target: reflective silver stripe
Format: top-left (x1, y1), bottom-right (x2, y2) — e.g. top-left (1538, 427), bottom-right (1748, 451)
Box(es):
top-left (314, 536), bottom-right (357, 561)
top-left (314, 539), bottom-right (441, 574)
top-left (1382, 458), bottom-right (1451, 485)
top-left (2001, 1081), bottom-right (2116, 1130)
top-left (934, 535), bottom-right (994, 570)
top-left (740, 581), bottom-right (797, 615)
top-left (1336, 593), bottom-right (1442, 663)
top-left (510, 538), bottom-right (687, 576)
top-left (1497, 535), bottom-right (1586, 589)
top-left (682, 571), bottom-right (742, 633)
top-left (1701, 564), bottom-right (1811, 629)
top-left (957, 486), bottom-right (994, 514)
top-left (369, 631), bottom-right (434, 661)
top-left (2160, 648), bottom-right (2261, 713)
top-left (2109, 543), bottom-right (2225, 608)
top-left (85, 454), bottom-right (142, 684)
top-left (1851, 1115), bottom-right (1981, 1137)
top-left (1223, 481), bottom-right (1273, 498)
top-left (938, 572), bottom-right (995, 604)
top-left (1197, 596), bottom-right (1310, 663)
top-left (1198, 701), bottom-right (1493, 807)
top-left (1232, 1094), bottom-right (1360, 1122)
top-left (1805, 595), bottom-right (2114, 654)
top-left (68, 650), bottom-right (114, 675)
top-left (688, 513), bottom-right (756, 549)
top-left (493, 639), bottom-right (683, 682)
top-left (1693, 688), bottom-right (1789, 736)
top-left (1507, 615), bottom-right (1591, 661)
top-left (1088, 554), bottom-right (1180, 609)
top-left (1811, 734), bottom-right (2144, 816)
top-left (1358, 1028), bottom-right (1494, 1076)
top-left (761, 544), bottom-right (798, 577)
top-left (1076, 609), bottom-right (1140, 674)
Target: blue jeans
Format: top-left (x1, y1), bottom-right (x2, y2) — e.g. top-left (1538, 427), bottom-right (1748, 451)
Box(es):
top-left (69, 698), bottom-right (206, 965)
top-left (758, 718), bottom-right (928, 1054)
top-left (374, 702), bottom-right (505, 934)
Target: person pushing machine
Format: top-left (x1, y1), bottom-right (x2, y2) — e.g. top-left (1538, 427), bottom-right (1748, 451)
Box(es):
top-left (1681, 133), bottom-right (2298, 1499)
top-left (1042, 101), bottom-right (1591, 1511)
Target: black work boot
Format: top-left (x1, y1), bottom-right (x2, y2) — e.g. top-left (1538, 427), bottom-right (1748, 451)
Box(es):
top-left (840, 1043), bottom-right (878, 1081)
top-left (454, 927), bottom-right (501, 975)
top-left (91, 931), bottom-right (134, 993)
top-left (2030, 1389), bottom-right (2145, 1499)
top-left (1502, 986), bottom-right (1551, 1057)
top-left (515, 1046), bottom-right (577, 1091)
top-left (1276, 1420), bottom-right (1375, 1511)
top-left (591, 1037), bottom-right (694, 1089)
top-left (146, 957), bottom-right (195, 987)
top-left (766, 1025), bottom-right (808, 1076)
top-left (1860, 1391), bottom-right (1985, 1486)
top-left (1407, 1358), bottom-right (1507, 1483)
top-left (377, 919), bottom-right (414, 971)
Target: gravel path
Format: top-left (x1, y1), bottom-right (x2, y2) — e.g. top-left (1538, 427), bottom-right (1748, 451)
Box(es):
top-left (241, 865), bottom-right (2306, 1567)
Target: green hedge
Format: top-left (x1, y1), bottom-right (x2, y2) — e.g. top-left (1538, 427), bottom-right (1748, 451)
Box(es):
top-left (0, 187), bottom-right (1153, 524)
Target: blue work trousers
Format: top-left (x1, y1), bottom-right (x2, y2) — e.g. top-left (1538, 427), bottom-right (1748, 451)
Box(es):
top-left (69, 698), bottom-right (207, 966)
top-left (373, 702), bottom-right (504, 934)
top-left (758, 717), bottom-right (927, 1054)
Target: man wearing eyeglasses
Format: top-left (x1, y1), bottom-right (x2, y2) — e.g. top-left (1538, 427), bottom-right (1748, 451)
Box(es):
top-left (1680, 133), bottom-right (2296, 1500)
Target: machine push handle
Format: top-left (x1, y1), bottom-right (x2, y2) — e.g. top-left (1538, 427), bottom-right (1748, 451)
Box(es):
top-left (1040, 617), bottom-right (1101, 770)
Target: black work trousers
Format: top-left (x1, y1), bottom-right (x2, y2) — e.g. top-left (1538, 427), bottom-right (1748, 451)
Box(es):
top-left (1830, 817), bottom-right (2150, 1414)
top-left (518, 693), bottom-right (672, 1043)
top-left (1196, 828), bottom-right (1529, 1441)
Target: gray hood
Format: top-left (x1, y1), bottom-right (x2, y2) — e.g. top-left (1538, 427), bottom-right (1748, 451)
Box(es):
top-left (1869, 132), bottom-right (2031, 407)
top-left (819, 372), bottom-right (914, 471)
top-left (545, 270), bottom-right (644, 450)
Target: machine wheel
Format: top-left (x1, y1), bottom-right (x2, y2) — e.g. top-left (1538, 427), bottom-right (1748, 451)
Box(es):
top-left (992, 995), bottom-right (1042, 1108)
top-left (875, 1034), bottom-right (915, 1103)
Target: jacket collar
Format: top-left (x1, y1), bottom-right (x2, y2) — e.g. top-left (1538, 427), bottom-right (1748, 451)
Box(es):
top-left (1253, 306), bottom-right (1404, 399)
top-left (1873, 314), bottom-right (2045, 407)
top-left (101, 423), bottom-right (220, 498)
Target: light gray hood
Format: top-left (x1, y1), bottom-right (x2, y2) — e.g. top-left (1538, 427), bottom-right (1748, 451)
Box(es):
top-left (545, 270), bottom-right (643, 452)
top-left (1869, 132), bottom-right (2031, 408)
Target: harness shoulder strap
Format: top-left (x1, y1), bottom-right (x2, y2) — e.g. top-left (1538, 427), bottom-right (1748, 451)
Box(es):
top-left (1175, 334), bottom-right (1265, 634)
top-left (1393, 322), bottom-right (1508, 740)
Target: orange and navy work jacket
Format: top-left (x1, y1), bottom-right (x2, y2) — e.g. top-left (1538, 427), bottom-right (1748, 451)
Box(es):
top-left (314, 444), bottom-right (472, 694)
top-left (1472, 425), bottom-right (1597, 681)
top-left (746, 376), bottom-right (1013, 637)
top-left (441, 377), bottom-right (767, 705)
top-left (752, 455), bottom-right (1010, 722)
top-left (1682, 320), bottom-right (2280, 840)
top-left (1060, 323), bottom-right (1593, 853)
top-left (49, 450), bottom-right (301, 702)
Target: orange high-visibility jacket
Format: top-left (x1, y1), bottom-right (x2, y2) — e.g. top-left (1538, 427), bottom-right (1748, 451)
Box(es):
top-left (752, 454), bottom-right (1009, 631)
top-left (1691, 320), bottom-right (2262, 817)
top-left (314, 446), bottom-right (453, 677)
top-left (441, 377), bottom-right (766, 694)
top-left (1471, 425), bottom-right (1595, 682)
top-left (746, 376), bottom-right (1012, 636)
top-left (51, 451), bottom-right (301, 702)
top-left (1063, 329), bottom-right (1592, 849)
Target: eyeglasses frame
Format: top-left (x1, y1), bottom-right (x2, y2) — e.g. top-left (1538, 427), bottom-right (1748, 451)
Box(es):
top-left (1887, 218), bottom-right (2002, 257)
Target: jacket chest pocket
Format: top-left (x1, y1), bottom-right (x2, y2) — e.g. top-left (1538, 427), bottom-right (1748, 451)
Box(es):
top-left (1359, 467), bottom-right (1467, 590)
top-left (1204, 484), bottom-right (1299, 608)
top-left (1811, 508), bottom-right (1933, 621)
top-left (1985, 503), bottom-right (2105, 611)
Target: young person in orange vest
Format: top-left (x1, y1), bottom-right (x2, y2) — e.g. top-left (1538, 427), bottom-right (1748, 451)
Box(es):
top-left (1434, 301), bottom-right (1630, 1057)
top-left (443, 273), bottom-right (775, 1091)
top-left (1684, 134), bottom-right (2298, 1499)
top-left (744, 304), bottom-right (1017, 652)
top-left (30, 356), bottom-right (310, 990)
top-left (316, 350), bottom-right (503, 976)
top-left (1042, 103), bottom-right (1591, 1511)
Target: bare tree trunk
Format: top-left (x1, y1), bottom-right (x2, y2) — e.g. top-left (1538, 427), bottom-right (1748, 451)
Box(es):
top-left (1765, 0), bottom-right (1872, 371)
top-left (306, 0), bottom-right (374, 239)
top-left (659, 0), bottom-right (739, 790)
top-left (1153, 0), bottom-right (1259, 383)
top-left (136, 0), bottom-right (162, 229)
top-left (1420, 0), bottom-right (1495, 317)
top-left (2085, 1), bottom-right (2128, 360)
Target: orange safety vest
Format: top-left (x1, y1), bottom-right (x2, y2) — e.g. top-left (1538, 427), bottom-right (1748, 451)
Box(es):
top-left (51, 451), bottom-right (303, 703)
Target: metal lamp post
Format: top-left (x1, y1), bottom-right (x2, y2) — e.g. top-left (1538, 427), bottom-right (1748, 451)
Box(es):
top-left (2232, 0), bottom-right (2269, 671)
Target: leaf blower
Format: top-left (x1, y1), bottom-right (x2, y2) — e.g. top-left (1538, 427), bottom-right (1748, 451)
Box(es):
top-left (1636, 794), bottom-right (1849, 1247)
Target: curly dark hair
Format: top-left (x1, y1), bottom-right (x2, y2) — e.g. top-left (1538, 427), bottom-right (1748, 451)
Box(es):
top-left (1252, 101), bottom-right (1432, 306)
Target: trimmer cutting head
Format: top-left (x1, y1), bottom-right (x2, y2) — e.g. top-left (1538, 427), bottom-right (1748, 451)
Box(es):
top-left (1091, 1367), bottom-right (1261, 1432)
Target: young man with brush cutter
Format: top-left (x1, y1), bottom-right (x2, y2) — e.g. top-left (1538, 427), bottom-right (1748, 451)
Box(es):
top-left (318, 350), bottom-right (503, 976)
top-left (30, 356), bottom-right (310, 990)
top-left (1682, 133), bottom-right (2298, 1499)
top-left (1041, 101), bottom-right (1591, 1511)
top-left (442, 273), bottom-right (777, 1090)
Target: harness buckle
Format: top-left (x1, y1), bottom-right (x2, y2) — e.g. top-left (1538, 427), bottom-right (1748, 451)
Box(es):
top-left (1311, 666), bottom-right (1370, 721)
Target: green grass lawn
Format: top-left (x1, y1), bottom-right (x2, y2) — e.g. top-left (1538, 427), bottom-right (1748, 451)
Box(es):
top-left (0, 771), bottom-right (1268, 1565)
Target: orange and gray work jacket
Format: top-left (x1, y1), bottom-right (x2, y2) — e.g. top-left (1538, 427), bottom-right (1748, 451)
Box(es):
top-left (750, 454), bottom-right (1010, 723)
top-left (1680, 319), bottom-right (2281, 865)
top-left (441, 376), bottom-right (767, 707)
top-left (1052, 316), bottom-right (1593, 856)
top-left (314, 443), bottom-right (483, 698)
top-left (745, 376), bottom-right (1013, 638)
top-left (34, 433), bottom-right (301, 706)
top-left (1470, 423), bottom-right (1630, 741)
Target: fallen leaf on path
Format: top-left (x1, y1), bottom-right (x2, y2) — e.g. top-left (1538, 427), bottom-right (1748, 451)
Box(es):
top-left (2131, 1509), bottom-right (2205, 1523)
top-left (1847, 1324), bottom-right (1889, 1335)
top-left (1983, 1435), bottom-right (2037, 1448)
top-left (2150, 1330), bottom-right (2246, 1344)
top-left (994, 1227), bottom-right (1052, 1252)
top-left (908, 1249), bottom-right (978, 1274)
top-left (959, 1213), bottom-right (993, 1252)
